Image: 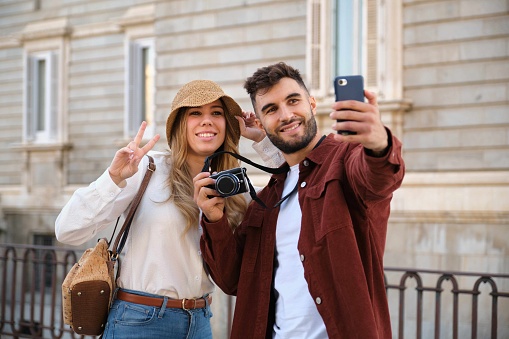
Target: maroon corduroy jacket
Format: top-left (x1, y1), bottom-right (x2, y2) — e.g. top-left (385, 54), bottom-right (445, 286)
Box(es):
top-left (201, 132), bottom-right (405, 338)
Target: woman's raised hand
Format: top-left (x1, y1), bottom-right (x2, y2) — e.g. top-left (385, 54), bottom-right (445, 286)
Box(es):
top-left (237, 111), bottom-right (265, 143)
top-left (108, 121), bottom-right (160, 186)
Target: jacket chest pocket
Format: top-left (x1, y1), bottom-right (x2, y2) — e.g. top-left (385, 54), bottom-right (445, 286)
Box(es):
top-left (304, 178), bottom-right (352, 242)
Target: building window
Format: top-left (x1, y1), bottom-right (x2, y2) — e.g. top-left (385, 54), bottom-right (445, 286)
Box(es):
top-left (126, 38), bottom-right (155, 139)
top-left (24, 51), bottom-right (58, 143)
top-left (307, 0), bottom-right (379, 96)
top-left (333, 0), bottom-right (364, 76)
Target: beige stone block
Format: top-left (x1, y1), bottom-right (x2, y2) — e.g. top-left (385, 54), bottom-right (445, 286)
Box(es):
top-left (404, 60), bottom-right (508, 87)
top-left (459, 37), bottom-right (509, 60)
top-left (435, 105), bottom-right (509, 128)
top-left (486, 225), bottom-right (509, 256)
top-left (69, 69), bottom-right (124, 87)
top-left (382, 251), bottom-right (411, 268)
top-left (158, 19), bottom-right (304, 54)
top-left (157, 66), bottom-right (245, 89)
top-left (404, 37), bottom-right (509, 66)
top-left (392, 171), bottom-right (509, 211)
top-left (0, 57), bottom-right (22, 75)
top-left (157, 0), bottom-right (305, 33)
top-left (482, 15), bottom-right (509, 36)
top-left (461, 255), bottom-right (505, 274)
top-left (0, 48), bottom-right (22, 59)
top-left (158, 29), bottom-right (244, 52)
top-left (386, 223), bottom-right (411, 253)
top-left (405, 81), bottom-right (507, 107)
top-left (403, 105), bottom-right (509, 130)
top-left (69, 84), bottom-right (123, 100)
top-left (484, 149), bottom-right (509, 168)
top-left (70, 34), bottom-right (124, 50)
top-left (455, 225), bottom-right (489, 255)
top-left (69, 94), bottom-right (123, 112)
top-left (70, 45), bottom-right (124, 63)
top-left (403, 148), bottom-right (509, 170)
top-left (439, 253), bottom-right (462, 271)
top-left (158, 39), bottom-right (305, 70)
top-left (0, 91), bottom-right (21, 106)
top-left (0, 0), bottom-right (35, 18)
top-left (460, 0), bottom-right (509, 16)
top-left (409, 224), bottom-right (449, 255)
top-left (414, 253), bottom-right (443, 269)
top-left (404, 1), bottom-right (459, 24)
top-left (70, 58), bottom-right (124, 74)
top-left (157, 0), bottom-right (250, 18)
top-left (404, 16), bottom-right (505, 45)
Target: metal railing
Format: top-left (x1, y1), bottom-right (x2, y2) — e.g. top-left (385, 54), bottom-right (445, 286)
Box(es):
top-left (384, 267), bottom-right (509, 339)
top-left (1, 243), bottom-right (508, 338)
top-left (0, 243), bottom-right (90, 339)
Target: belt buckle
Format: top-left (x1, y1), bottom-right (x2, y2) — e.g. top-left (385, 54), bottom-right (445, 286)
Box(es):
top-left (181, 298), bottom-right (197, 311)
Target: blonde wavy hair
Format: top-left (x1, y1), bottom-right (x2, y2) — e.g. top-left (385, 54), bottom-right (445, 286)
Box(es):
top-left (167, 100), bottom-right (248, 234)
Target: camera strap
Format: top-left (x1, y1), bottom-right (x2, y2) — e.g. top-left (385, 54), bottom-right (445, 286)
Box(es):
top-left (202, 135), bottom-right (325, 208)
top-left (201, 151), bottom-right (288, 175)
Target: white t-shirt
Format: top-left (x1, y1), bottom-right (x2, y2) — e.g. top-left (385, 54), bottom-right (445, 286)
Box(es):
top-left (273, 164), bottom-right (328, 338)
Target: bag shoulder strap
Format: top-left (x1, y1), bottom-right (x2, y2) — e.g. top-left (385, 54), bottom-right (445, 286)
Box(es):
top-left (110, 155), bottom-right (155, 259)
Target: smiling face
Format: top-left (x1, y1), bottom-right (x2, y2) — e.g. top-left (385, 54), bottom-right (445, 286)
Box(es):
top-left (255, 77), bottom-right (320, 164)
top-left (185, 99), bottom-right (227, 162)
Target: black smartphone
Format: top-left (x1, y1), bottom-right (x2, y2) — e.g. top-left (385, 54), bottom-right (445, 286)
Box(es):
top-left (334, 75), bottom-right (364, 135)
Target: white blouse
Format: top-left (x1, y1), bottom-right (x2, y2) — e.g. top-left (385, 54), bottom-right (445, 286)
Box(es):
top-left (55, 137), bottom-right (283, 300)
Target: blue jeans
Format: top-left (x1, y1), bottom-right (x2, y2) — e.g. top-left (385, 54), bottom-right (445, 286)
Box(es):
top-left (102, 289), bottom-right (213, 339)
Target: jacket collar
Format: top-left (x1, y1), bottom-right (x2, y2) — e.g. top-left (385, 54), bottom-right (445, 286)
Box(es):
top-left (268, 133), bottom-right (334, 185)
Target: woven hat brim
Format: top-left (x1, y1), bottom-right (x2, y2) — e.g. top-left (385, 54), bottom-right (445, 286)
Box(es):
top-left (166, 91), bottom-right (242, 145)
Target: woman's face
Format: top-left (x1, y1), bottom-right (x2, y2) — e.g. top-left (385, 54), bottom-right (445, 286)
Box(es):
top-left (185, 99), bottom-right (227, 159)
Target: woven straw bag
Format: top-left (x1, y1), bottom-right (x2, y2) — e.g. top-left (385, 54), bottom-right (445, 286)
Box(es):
top-left (62, 238), bottom-right (114, 335)
top-left (61, 155), bottom-right (155, 336)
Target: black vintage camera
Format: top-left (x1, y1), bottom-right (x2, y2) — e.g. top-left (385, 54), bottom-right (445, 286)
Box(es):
top-left (207, 167), bottom-right (249, 197)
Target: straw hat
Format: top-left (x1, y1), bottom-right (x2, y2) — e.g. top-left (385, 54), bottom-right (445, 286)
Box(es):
top-left (166, 80), bottom-right (242, 144)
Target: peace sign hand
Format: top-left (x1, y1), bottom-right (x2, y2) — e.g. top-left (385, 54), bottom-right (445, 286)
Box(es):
top-left (108, 121), bottom-right (160, 186)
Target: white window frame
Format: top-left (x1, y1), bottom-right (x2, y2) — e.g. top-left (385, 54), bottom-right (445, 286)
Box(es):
top-left (125, 38), bottom-right (155, 140)
top-left (24, 51), bottom-right (58, 143)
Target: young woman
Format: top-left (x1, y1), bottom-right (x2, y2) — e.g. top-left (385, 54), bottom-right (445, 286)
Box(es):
top-left (55, 80), bottom-right (278, 338)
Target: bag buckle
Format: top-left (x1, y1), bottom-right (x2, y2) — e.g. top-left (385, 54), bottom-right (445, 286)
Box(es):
top-left (109, 250), bottom-right (119, 261)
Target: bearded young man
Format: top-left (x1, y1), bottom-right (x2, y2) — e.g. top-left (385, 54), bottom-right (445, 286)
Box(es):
top-left (194, 62), bottom-right (405, 339)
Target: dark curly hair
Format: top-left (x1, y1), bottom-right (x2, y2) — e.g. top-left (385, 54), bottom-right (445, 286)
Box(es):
top-left (244, 62), bottom-right (310, 110)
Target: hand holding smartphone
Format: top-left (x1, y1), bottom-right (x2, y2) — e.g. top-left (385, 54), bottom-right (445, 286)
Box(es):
top-left (334, 75), bottom-right (364, 135)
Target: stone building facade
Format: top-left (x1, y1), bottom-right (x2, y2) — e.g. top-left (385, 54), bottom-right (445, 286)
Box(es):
top-left (0, 0), bottom-right (507, 337)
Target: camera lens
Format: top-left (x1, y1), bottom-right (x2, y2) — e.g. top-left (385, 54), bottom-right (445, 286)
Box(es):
top-left (216, 173), bottom-right (240, 196)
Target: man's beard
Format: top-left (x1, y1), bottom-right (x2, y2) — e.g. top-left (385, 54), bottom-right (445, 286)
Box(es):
top-left (265, 114), bottom-right (318, 154)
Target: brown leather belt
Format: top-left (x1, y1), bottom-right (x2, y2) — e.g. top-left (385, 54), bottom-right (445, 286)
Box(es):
top-left (116, 290), bottom-right (211, 310)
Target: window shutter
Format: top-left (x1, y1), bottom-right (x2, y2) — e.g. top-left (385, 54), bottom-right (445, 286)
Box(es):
top-left (25, 56), bottom-right (36, 141)
top-left (50, 52), bottom-right (59, 140)
top-left (128, 42), bottom-right (141, 137)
